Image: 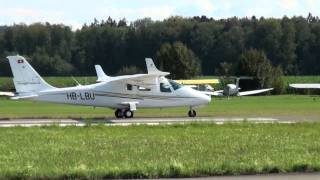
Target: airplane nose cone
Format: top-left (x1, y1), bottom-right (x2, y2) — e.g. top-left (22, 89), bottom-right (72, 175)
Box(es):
top-left (202, 94), bottom-right (211, 104)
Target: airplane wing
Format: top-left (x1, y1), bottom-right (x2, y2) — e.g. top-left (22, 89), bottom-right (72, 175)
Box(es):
top-left (11, 94), bottom-right (38, 100)
top-left (200, 91), bottom-right (214, 96)
top-left (107, 73), bottom-right (167, 86)
top-left (212, 90), bottom-right (224, 96)
top-left (289, 84), bottom-right (320, 89)
top-left (0, 92), bottom-right (15, 97)
top-left (238, 88), bottom-right (273, 96)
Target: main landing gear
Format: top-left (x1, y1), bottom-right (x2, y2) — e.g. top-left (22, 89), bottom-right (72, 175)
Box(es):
top-left (115, 109), bottom-right (134, 118)
top-left (188, 107), bottom-right (197, 117)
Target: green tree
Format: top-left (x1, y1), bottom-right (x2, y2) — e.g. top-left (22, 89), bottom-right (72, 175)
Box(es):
top-left (279, 17), bottom-right (297, 74)
top-left (156, 42), bottom-right (201, 79)
top-left (116, 66), bottom-right (143, 75)
top-left (238, 49), bottom-right (283, 93)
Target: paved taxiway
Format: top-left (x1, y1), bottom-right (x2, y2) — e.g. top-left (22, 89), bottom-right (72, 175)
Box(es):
top-left (0, 116), bottom-right (314, 127)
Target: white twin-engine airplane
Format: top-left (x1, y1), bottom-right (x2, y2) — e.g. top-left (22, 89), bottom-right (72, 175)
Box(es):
top-left (212, 77), bottom-right (273, 97)
top-left (5, 55), bottom-right (211, 118)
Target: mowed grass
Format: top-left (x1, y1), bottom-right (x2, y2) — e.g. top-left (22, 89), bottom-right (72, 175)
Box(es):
top-left (0, 95), bottom-right (320, 119)
top-left (0, 123), bottom-right (320, 178)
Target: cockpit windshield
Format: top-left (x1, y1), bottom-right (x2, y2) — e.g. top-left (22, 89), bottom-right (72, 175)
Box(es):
top-left (169, 80), bottom-right (182, 90)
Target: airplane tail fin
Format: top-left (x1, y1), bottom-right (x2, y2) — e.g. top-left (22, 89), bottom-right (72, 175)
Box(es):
top-left (95, 65), bottom-right (110, 82)
top-left (145, 58), bottom-right (170, 76)
top-left (6, 55), bottom-right (55, 95)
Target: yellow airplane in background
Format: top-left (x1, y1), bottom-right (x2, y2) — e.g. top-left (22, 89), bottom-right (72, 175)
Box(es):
top-left (175, 79), bottom-right (219, 85)
top-left (175, 79), bottom-right (219, 95)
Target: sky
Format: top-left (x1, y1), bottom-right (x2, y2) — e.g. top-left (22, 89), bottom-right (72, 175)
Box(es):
top-left (0, 0), bottom-right (319, 30)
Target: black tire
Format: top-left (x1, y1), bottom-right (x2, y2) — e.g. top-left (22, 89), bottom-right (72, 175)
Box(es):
top-left (124, 110), bottom-right (134, 118)
top-left (188, 110), bottom-right (196, 117)
top-left (115, 109), bottom-right (124, 118)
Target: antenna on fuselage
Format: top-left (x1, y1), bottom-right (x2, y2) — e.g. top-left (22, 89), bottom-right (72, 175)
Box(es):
top-left (71, 76), bottom-right (82, 86)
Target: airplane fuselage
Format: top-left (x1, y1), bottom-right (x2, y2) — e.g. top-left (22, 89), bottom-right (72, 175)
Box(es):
top-left (31, 81), bottom-right (210, 109)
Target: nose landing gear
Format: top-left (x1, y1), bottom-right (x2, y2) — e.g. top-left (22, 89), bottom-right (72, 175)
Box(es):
top-left (188, 108), bottom-right (197, 117)
top-left (115, 109), bottom-right (134, 118)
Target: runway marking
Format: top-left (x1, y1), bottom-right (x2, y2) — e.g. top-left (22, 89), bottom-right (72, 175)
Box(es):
top-left (0, 117), bottom-right (300, 127)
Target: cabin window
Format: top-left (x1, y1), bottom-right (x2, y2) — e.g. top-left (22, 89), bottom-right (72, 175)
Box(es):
top-left (169, 80), bottom-right (182, 90)
top-left (138, 86), bottom-right (151, 91)
top-left (160, 83), bottom-right (172, 93)
top-left (126, 84), bottom-right (132, 91)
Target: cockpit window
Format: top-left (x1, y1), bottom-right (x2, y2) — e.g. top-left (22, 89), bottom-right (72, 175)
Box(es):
top-left (126, 84), bottom-right (132, 91)
top-left (160, 83), bottom-right (172, 93)
top-left (169, 80), bottom-right (182, 90)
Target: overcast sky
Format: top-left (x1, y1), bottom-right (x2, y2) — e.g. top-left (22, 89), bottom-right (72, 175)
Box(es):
top-left (0, 0), bottom-right (319, 30)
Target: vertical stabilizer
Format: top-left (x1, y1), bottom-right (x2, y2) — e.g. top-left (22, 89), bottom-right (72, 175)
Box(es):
top-left (145, 58), bottom-right (161, 74)
top-left (145, 58), bottom-right (170, 76)
top-left (7, 55), bottom-right (55, 94)
top-left (95, 65), bottom-right (110, 82)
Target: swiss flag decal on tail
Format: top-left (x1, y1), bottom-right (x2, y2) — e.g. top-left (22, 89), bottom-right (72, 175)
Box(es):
top-left (17, 59), bottom-right (24, 64)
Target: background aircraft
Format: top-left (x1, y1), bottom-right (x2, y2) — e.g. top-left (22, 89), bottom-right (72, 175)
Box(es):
top-left (171, 77), bottom-right (273, 97)
top-left (290, 84), bottom-right (320, 89)
top-left (212, 77), bottom-right (273, 97)
top-left (5, 55), bottom-right (210, 118)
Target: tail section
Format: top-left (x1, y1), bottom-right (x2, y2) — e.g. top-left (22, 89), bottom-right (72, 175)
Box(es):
top-left (145, 58), bottom-right (161, 74)
top-left (95, 65), bottom-right (110, 82)
top-left (7, 55), bottom-right (55, 94)
top-left (145, 58), bottom-right (170, 76)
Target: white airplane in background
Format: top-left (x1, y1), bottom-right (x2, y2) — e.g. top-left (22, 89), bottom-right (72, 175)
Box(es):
top-left (212, 77), bottom-right (273, 97)
top-left (4, 55), bottom-right (210, 118)
top-left (290, 84), bottom-right (320, 89)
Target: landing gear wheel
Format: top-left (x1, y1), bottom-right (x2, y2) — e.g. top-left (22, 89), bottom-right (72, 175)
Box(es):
top-left (115, 109), bottom-right (124, 118)
top-left (124, 109), bottom-right (134, 118)
top-left (188, 110), bottom-right (197, 117)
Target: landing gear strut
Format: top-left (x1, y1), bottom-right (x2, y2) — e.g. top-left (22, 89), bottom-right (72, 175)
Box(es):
top-left (115, 109), bottom-right (134, 118)
top-left (188, 109), bottom-right (197, 117)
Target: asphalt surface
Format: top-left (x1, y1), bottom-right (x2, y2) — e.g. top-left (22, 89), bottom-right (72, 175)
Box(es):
top-left (162, 173), bottom-right (320, 180)
top-left (0, 116), bottom-right (307, 127)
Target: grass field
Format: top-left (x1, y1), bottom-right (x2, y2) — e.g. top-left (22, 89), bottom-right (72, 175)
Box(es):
top-left (0, 123), bottom-right (319, 178)
top-left (0, 95), bottom-right (320, 119)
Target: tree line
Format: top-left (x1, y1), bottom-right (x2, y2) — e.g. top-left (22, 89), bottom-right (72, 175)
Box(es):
top-left (0, 14), bottom-right (320, 83)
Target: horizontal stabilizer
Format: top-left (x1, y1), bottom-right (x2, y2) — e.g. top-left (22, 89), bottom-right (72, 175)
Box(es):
top-left (0, 92), bottom-right (15, 97)
top-left (11, 94), bottom-right (38, 100)
top-left (238, 88), bottom-right (273, 96)
top-left (290, 84), bottom-right (320, 89)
